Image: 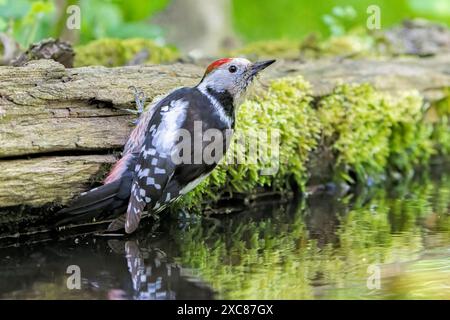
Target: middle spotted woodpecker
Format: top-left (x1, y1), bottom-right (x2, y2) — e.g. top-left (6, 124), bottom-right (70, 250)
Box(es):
top-left (57, 58), bottom-right (276, 233)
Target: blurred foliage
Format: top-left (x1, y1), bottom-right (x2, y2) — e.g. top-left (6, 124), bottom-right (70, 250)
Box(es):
top-left (317, 28), bottom-right (381, 57)
top-left (74, 38), bottom-right (179, 67)
top-left (0, 0), bottom-right (170, 48)
top-left (0, 0), bottom-right (54, 47)
top-left (232, 0), bottom-right (450, 42)
top-left (232, 18), bottom-right (450, 60)
top-left (229, 39), bottom-right (302, 60)
top-left (1, 0), bottom-right (449, 53)
top-left (230, 29), bottom-right (381, 61)
top-left (173, 171), bottom-right (450, 299)
top-left (74, 0), bottom-right (168, 44)
top-left (322, 5), bottom-right (358, 37)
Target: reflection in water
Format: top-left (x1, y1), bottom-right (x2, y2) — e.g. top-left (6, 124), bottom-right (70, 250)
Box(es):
top-left (0, 168), bottom-right (449, 299)
top-left (107, 240), bottom-right (214, 300)
top-left (0, 235), bottom-right (215, 299)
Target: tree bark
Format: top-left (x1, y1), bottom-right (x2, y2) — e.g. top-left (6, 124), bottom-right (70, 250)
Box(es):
top-left (0, 56), bottom-right (449, 208)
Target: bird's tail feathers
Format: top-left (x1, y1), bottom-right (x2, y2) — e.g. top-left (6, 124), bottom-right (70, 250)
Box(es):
top-left (56, 178), bottom-right (130, 227)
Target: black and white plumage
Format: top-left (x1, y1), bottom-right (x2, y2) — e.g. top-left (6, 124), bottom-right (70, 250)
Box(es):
top-left (57, 58), bottom-right (275, 233)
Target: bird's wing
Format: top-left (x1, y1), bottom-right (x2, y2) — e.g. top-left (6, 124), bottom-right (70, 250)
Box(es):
top-left (125, 97), bottom-right (188, 233)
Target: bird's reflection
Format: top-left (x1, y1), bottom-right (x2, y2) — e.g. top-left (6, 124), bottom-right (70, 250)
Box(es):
top-left (106, 237), bottom-right (216, 300)
top-left (0, 192), bottom-right (323, 300)
top-left (107, 240), bottom-right (180, 299)
top-left (0, 233), bottom-right (216, 299)
top-left (1, 169), bottom-right (449, 300)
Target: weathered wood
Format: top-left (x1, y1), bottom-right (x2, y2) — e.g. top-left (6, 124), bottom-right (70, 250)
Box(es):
top-left (0, 56), bottom-right (449, 208)
top-left (0, 155), bottom-right (116, 207)
top-left (273, 55), bottom-right (450, 101)
top-left (0, 60), bottom-right (201, 158)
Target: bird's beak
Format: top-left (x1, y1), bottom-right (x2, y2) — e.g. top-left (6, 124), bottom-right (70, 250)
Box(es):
top-left (250, 59), bottom-right (276, 76)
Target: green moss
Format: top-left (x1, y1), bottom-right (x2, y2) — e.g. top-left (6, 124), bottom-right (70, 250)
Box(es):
top-left (319, 32), bottom-right (377, 57)
top-left (318, 84), bottom-right (435, 182)
top-left (74, 38), bottom-right (179, 67)
top-left (231, 25), bottom-right (413, 61)
top-left (230, 77), bottom-right (320, 189)
top-left (229, 29), bottom-right (384, 60)
top-left (175, 78), bottom-right (448, 209)
top-left (229, 39), bottom-right (302, 60)
top-left (430, 93), bottom-right (450, 156)
top-left (179, 76), bottom-right (321, 210)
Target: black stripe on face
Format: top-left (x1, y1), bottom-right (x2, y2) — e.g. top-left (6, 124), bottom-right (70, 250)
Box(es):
top-left (206, 87), bottom-right (235, 120)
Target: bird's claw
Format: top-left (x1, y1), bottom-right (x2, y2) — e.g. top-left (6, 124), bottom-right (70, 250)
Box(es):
top-left (127, 86), bottom-right (146, 124)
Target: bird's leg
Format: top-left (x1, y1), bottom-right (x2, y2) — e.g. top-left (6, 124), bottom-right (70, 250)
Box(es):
top-left (126, 86), bottom-right (146, 124)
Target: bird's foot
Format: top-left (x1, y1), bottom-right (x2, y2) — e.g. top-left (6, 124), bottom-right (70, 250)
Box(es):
top-left (126, 86), bottom-right (146, 124)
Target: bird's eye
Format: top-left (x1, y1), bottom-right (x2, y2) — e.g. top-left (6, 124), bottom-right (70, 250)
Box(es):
top-left (228, 65), bottom-right (237, 73)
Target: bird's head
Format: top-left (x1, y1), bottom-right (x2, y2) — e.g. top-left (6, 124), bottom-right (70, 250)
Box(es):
top-left (197, 57), bottom-right (276, 104)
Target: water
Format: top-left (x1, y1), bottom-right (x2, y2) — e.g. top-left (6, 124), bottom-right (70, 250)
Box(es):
top-left (0, 169), bottom-right (449, 300)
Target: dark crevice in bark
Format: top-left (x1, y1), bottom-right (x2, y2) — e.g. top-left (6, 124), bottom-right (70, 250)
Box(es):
top-left (0, 148), bottom-right (122, 161)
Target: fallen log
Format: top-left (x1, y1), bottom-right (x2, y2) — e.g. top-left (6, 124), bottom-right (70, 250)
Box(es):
top-left (0, 56), bottom-right (449, 210)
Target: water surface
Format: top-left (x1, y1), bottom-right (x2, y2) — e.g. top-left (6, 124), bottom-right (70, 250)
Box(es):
top-left (0, 168), bottom-right (449, 299)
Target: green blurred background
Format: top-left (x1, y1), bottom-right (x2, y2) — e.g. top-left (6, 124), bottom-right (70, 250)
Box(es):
top-left (0, 0), bottom-right (449, 50)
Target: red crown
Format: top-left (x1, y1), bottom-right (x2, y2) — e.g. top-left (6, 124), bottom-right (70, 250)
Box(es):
top-left (204, 58), bottom-right (233, 76)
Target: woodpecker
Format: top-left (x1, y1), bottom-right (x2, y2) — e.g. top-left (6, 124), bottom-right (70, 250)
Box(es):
top-left (57, 58), bottom-right (276, 233)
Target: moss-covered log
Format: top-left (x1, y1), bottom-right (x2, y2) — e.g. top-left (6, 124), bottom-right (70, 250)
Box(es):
top-left (0, 56), bottom-right (449, 211)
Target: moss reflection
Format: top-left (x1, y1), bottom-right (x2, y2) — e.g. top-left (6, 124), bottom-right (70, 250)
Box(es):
top-left (172, 172), bottom-right (450, 299)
